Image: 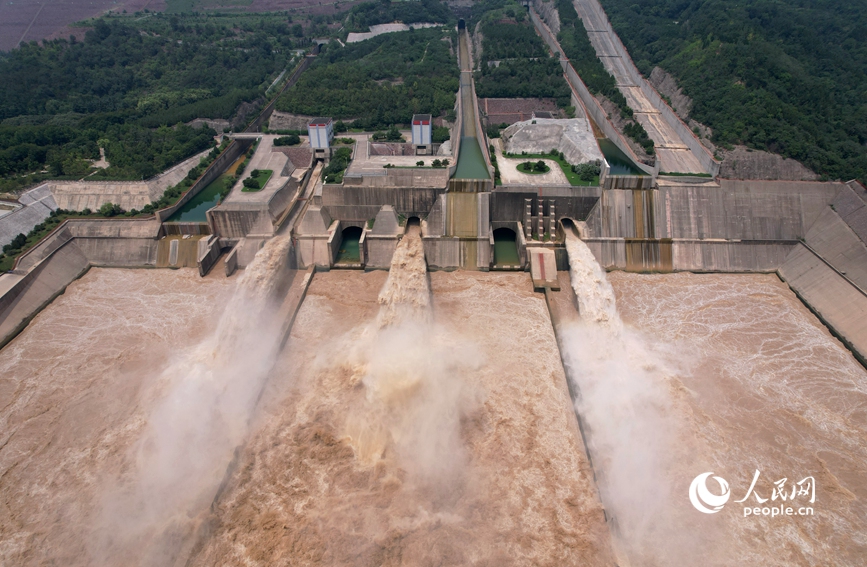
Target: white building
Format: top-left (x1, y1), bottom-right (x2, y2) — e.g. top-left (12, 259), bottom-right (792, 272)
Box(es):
top-left (412, 114), bottom-right (432, 155)
top-left (308, 117), bottom-right (334, 158)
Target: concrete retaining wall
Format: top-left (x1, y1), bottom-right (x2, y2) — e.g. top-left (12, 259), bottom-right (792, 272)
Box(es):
top-left (197, 235), bottom-right (222, 276)
top-left (322, 186), bottom-right (444, 218)
top-left (0, 241), bottom-right (90, 349)
top-left (780, 243), bottom-right (867, 366)
top-left (585, 181), bottom-right (841, 241)
top-left (0, 217), bottom-right (161, 348)
top-left (530, 8), bottom-right (655, 180)
top-left (571, 0), bottom-right (720, 176)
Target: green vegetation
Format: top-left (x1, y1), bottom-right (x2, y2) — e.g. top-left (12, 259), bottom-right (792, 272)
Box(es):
top-left (489, 144), bottom-right (502, 185)
top-left (372, 126), bottom-right (405, 142)
top-left (480, 21), bottom-right (546, 60)
top-left (555, 0), bottom-right (653, 154)
top-left (322, 147), bottom-right (353, 184)
top-left (1, 136), bottom-right (226, 269)
top-left (343, 0), bottom-right (453, 33)
top-left (432, 126), bottom-right (450, 143)
top-left (242, 169), bottom-right (273, 192)
top-left (276, 28), bottom-right (459, 130)
top-left (505, 149), bottom-right (599, 186)
top-left (474, 19), bottom-right (570, 106)
top-left (0, 12), bottom-right (304, 192)
top-left (519, 160), bottom-right (551, 174)
top-left (274, 135), bottom-right (301, 146)
top-left (597, 0), bottom-right (867, 181)
top-left (572, 162), bottom-right (601, 182)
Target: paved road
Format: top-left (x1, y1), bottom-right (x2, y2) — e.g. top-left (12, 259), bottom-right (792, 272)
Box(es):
top-left (573, 0), bottom-right (705, 173)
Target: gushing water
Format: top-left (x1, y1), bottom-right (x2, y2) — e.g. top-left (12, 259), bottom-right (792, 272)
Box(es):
top-left (564, 233), bottom-right (621, 329)
top-left (94, 235), bottom-right (293, 565)
top-left (375, 224), bottom-right (431, 328)
top-left (560, 230), bottom-right (686, 565)
top-left (342, 224), bottom-right (480, 483)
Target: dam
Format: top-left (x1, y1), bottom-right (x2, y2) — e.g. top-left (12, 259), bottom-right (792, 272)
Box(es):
top-left (2, 13), bottom-right (867, 567)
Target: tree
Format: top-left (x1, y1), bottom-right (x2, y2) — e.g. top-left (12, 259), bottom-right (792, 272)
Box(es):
top-left (99, 202), bottom-right (123, 217)
top-left (432, 159), bottom-right (442, 167)
top-left (416, 160), bottom-right (424, 166)
top-left (534, 160), bottom-right (547, 172)
top-left (243, 177), bottom-right (260, 189)
top-left (274, 135), bottom-right (301, 146)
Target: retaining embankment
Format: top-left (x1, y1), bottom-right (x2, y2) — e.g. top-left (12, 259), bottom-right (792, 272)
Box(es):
top-left (571, 0), bottom-right (720, 176)
top-left (529, 7), bottom-right (656, 182)
top-left (0, 218), bottom-right (160, 348)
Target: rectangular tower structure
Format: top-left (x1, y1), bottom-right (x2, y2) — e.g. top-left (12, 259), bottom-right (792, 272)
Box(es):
top-left (412, 114), bottom-right (433, 155)
top-left (308, 117), bottom-right (334, 160)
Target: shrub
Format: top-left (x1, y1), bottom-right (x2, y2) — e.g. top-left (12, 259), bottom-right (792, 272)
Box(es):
top-left (251, 169), bottom-right (261, 177)
top-left (416, 160), bottom-right (424, 166)
top-left (243, 177), bottom-right (260, 189)
top-left (572, 162), bottom-right (601, 181)
top-left (432, 159), bottom-right (442, 167)
top-left (432, 126), bottom-right (450, 144)
top-left (99, 202), bottom-right (124, 217)
top-left (274, 135), bottom-right (301, 146)
top-left (534, 160), bottom-right (547, 172)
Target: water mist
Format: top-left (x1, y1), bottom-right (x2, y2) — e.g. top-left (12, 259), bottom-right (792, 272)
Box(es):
top-left (560, 231), bottom-right (692, 565)
top-left (92, 236), bottom-right (294, 566)
top-left (340, 224), bottom-right (482, 486)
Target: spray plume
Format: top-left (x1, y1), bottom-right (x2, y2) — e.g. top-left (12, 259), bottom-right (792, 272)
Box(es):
top-left (92, 235), bottom-right (293, 566)
top-left (560, 230), bottom-right (691, 565)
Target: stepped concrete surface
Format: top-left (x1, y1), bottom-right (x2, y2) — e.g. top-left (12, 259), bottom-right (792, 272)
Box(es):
top-left (49, 149), bottom-right (211, 212)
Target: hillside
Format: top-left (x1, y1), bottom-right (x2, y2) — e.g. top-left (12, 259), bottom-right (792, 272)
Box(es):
top-left (597, 0), bottom-right (867, 182)
top-left (0, 13), bottom-right (302, 191)
top-left (275, 27), bottom-right (459, 130)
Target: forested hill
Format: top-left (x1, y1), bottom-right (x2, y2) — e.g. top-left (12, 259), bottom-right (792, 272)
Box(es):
top-left (598, 0), bottom-right (867, 183)
top-left (0, 13), bottom-right (302, 191)
top-left (276, 28), bottom-right (459, 130)
top-left (343, 0), bottom-right (454, 33)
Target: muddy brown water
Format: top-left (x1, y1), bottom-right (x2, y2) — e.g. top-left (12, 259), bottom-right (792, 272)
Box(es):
top-left (0, 268), bottom-right (237, 566)
top-left (2, 258), bottom-right (865, 566)
top-left (187, 241), bottom-right (614, 565)
top-left (597, 271), bottom-right (867, 566)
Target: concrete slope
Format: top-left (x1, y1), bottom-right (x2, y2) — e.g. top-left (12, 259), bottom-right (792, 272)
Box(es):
top-left (0, 185), bottom-right (58, 246)
top-left (572, 0), bottom-right (717, 175)
top-left (780, 244), bottom-right (867, 366)
top-left (802, 207), bottom-right (867, 291)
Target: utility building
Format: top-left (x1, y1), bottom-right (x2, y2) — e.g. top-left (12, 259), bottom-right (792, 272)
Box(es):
top-left (308, 117), bottom-right (334, 160)
top-left (412, 114), bottom-right (433, 155)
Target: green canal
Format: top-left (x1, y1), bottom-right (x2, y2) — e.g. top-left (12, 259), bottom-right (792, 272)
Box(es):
top-left (598, 138), bottom-right (647, 176)
top-left (166, 174), bottom-right (229, 222)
